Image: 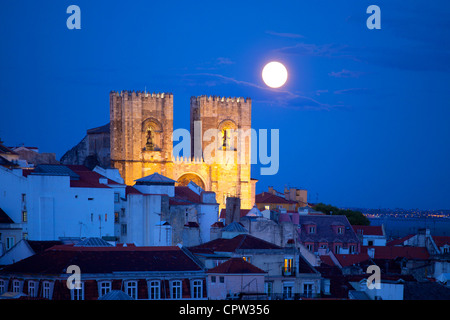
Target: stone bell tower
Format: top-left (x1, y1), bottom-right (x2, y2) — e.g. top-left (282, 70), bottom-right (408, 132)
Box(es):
top-left (110, 90), bottom-right (174, 186)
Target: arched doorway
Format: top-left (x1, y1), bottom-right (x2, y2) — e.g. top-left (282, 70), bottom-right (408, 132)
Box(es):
top-left (177, 173), bottom-right (206, 189)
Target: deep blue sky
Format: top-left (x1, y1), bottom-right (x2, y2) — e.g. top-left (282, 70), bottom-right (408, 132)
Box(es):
top-left (1, 1), bottom-right (449, 210)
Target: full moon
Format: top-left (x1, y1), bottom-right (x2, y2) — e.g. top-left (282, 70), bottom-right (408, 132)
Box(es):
top-left (262, 61), bottom-right (288, 88)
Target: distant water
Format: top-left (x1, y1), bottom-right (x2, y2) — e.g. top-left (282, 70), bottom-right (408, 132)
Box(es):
top-left (369, 217), bottom-right (450, 239)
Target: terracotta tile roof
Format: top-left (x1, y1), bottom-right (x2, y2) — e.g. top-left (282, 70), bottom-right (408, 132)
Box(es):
top-left (319, 255), bottom-right (336, 267)
top-left (362, 246), bottom-right (430, 260)
top-left (207, 258), bottom-right (266, 274)
top-left (298, 215), bottom-right (360, 244)
top-left (211, 221), bottom-right (225, 228)
top-left (352, 225), bottom-right (384, 236)
top-left (0, 245), bottom-right (203, 274)
top-left (125, 185), bottom-right (142, 195)
top-left (189, 234), bottom-right (281, 254)
top-left (432, 236), bottom-right (450, 247)
top-left (334, 253), bottom-right (372, 267)
top-left (173, 186), bottom-right (201, 203)
top-left (26, 240), bottom-right (63, 253)
top-left (67, 165), bottom-right (121, 188)
top-left (255, 192), bottom-right (297, 204)
top-left (386, 234), bottom-right (415, 246)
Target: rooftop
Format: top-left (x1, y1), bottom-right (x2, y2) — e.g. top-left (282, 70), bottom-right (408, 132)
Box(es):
top-left (255, 192), bottom-right (297, 205)
top-left (0, 245), bottom-right (203, 274)
top-left (207, 258), bottom-right (266, 274)
top-left (135, 172), bottom-right (176, 185)
top-left (189, 234), bottom-right (282, 254)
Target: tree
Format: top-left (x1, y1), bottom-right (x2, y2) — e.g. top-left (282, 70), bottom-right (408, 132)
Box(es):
top-left (313, 203), bottom-right (370, 226)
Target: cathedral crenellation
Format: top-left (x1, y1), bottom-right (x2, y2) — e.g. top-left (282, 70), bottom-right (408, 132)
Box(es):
top-left (110, 90), bottom-right (255, 210)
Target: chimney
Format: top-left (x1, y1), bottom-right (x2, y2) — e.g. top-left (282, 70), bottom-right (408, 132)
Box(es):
top-left (225, 197), bottom-right (241, 225)
top-left (367, 247), bottom-right (375, 259)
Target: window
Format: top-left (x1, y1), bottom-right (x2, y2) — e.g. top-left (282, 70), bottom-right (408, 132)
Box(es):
top-left (71, 282), bottom-right (84, 300)
top-left (125, 281), bottom-right (138, 300)
top-left (114, 212), bottom-right (120, 223)
top-left (211, 276), bottom-right (216, 283)
top-left (99, 281), bottom-right (111, 297)
top-left (171, 280), bottom-right (182, 299)
top-left (22, 233), bottom-right (28, 240)
top-left (306, 244), bottom-right (314, 252)
top-left (368, 240), bottom-right (374, 246)
top-left (335, 245), bottom-right (342, 254)
top-left (242, 256), bottom-right (252, 263)
top-left (282, 283), bottom-right (293, 299)
top-left (149, 281), bottom-right (160, 300)
top-left (443, 247), bottom-right (450, 254)
top-left (349, 245), bottom-right (356, 254)
top-left (219, 276), bottom-right (224, 283)
top-left (308, 226), bottom-right (316, 234)
top-left (21, 193), bottom-right (26, 202)
top-left (12, 280), bottom-right (21, 293)
top-left (6, 237), bottom-right (14, 250)
top-left (337, 227), bottom-right (344, 234)
top-left (284, 257), bottom-right (294, 275)
top-left (303, 283), bottom-right (313, 298)
top-left (114, 193), bottom-right (120, 203)
top-left (121, 224), bottom-right (127, 236)
top-left (22, 211), bottom-right (27, 222)
top-left (0, 279), bottom-right (6, 295)
top-left (43, 281), bottom-right (51, 299)
top-left (264, 282), bottom-right (273, 297)
top-left (191, 280), bottom-right (203, 299)
top-left (28, 281), bottom-right (37, 297)
top-left (105, 214), bottom-right (108, 222)
top-left (90, 213), bottom-right (94, 222)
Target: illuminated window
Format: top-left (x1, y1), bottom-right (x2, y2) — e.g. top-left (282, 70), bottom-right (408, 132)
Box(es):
top-left (22, 211), bottom-right (27, 222)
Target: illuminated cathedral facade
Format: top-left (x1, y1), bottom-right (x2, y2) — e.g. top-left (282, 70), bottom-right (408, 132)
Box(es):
top-left (109, 91), bottom-right (256, 210)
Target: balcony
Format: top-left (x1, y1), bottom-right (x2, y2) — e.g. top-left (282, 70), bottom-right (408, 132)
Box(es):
top-left (281, 267), bottom-right (296, 277)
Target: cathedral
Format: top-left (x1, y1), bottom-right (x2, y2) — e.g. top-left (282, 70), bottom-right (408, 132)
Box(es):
top-left (109, 91), bottom-right (256, 210)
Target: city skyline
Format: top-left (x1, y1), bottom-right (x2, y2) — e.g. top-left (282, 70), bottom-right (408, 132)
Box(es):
top-left (1, 1), bottom-right (449, 210)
